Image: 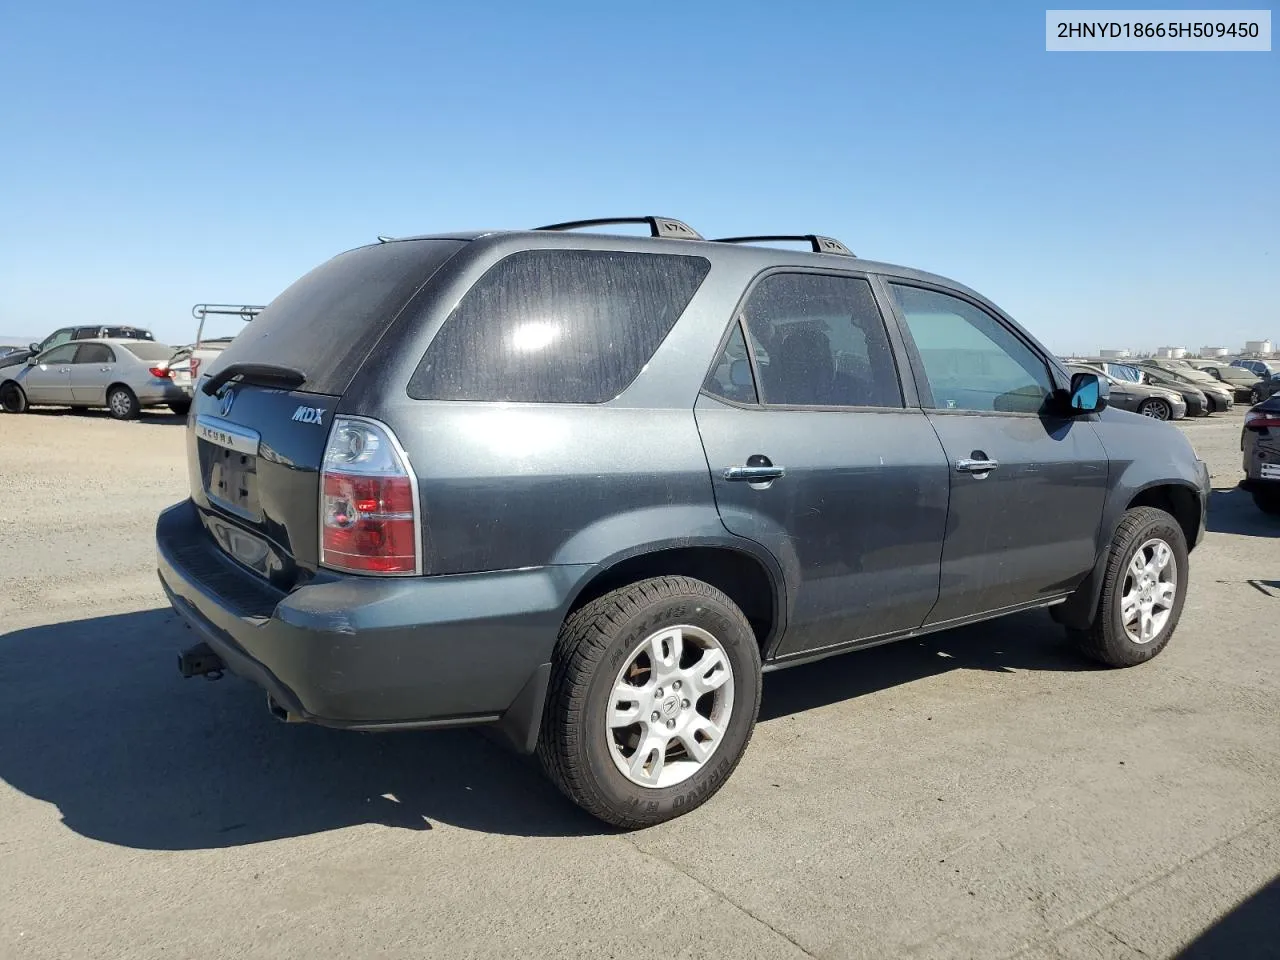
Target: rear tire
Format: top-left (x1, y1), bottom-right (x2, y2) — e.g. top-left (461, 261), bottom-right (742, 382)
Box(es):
top-left (1252, 489), bottom-right (1280, 516)
top-left (537, 576), bottom-right (762, 829)
top-left (0, 382), bottom-right (27, 414)
top-left (107, 385), bottom-right (140, 420)
top-left (1139, 398), bottom-right (1171, 421)
top-left (1067, 507), bottom-right (1188, 667)
top-left (168, 400), bottom-right (191, 416)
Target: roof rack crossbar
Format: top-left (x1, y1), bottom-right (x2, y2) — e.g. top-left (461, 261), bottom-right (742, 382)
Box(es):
top-left (711, 234), bottom-right (854, 257)
top-left (533, 216), bottom-right (703, 241)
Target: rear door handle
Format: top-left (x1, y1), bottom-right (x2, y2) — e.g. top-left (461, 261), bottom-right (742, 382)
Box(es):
top-left (955, 458), bottom-right (998, 474)
top-left (724, 465), bottom-right (786, 482)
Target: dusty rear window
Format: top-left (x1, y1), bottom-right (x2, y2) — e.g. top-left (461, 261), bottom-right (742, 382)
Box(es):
top-left (207, 240), bottom-right (466, 395)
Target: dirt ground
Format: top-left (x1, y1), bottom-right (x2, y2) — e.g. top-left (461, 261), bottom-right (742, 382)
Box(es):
top-left (1, 406), bottom-right (1277, 960)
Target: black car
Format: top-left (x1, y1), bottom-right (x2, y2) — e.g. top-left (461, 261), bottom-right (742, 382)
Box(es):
top-left (1249, 372), bottom-right (1280, 406)
top-left (157, 216), bottom-right (1210, 827)
top-left (0, 324), bottom-right (155, 370)
top-left (1240, 395), bottom-right (1280, 515)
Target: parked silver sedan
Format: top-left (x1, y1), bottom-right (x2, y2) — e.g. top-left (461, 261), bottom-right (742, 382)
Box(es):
top-left (1066, 363), bottom-right (1188, 420)
top-left (0, 338), bottom-right (187, 420)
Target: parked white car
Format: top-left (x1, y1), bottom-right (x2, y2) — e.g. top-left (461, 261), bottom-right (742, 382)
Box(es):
top-left (0, 338), bottom-right (187, 420)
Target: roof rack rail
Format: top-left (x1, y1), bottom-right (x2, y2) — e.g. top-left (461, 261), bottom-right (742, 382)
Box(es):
top-left (533, 216), bottom-right (703, 241)
top-left (711, 234), bottom-right (854, 257)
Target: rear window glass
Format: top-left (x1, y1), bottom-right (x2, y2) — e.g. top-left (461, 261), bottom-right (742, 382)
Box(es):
top-left (408, 249), bottom-right (711, 403)
top-left (120, 342), bottom-right (175, 362)
top-left (104, 327), bottom-right (153, 340)
top-left (206, 240), bottom-right (466, 395)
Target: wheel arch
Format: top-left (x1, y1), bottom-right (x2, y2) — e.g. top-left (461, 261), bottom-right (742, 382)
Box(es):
top-left (1053, 478), bottom-right (1204, 631)
top-left (562, 541), bottom-right (788, 658)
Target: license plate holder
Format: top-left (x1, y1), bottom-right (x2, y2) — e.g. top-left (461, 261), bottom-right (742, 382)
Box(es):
top-left (196, 416), bottom-right (262, 520)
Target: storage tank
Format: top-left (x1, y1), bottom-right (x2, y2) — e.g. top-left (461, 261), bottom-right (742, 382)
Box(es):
top-left (1155, 347), bottom-right (1187, 359)
top-left (1099, 348), bottom-right (1131, 359)
top-left (1199, 346), bottom-right (1230, 358)
top-left (1244, 339), bottom-right (1274, 355)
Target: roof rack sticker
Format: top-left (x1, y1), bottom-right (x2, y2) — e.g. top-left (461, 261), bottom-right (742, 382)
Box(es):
top-left (711, 234), bottom-right (855, 257)
top-left (533, 217), bottom-right (704, 241)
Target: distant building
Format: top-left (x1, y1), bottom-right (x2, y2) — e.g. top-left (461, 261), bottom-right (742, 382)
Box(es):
top-left (1244, 339), bottom-right (1274, 355)
top-left (1099, 348), bottom-right (1131, 359)
top-left (1199, 346), bottom-right (1230, 358)
top-left (1156, 346), bottom-right (1187, 359)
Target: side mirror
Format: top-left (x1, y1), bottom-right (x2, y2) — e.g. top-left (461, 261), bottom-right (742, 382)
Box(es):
top-left (29, 343), bottom-right (41, 354)
top-left (1067, 371), bottom-right (1108, 414)
top-left (26, 354), bottom-right (40, 366)
top-left (729, 358), bottom-right (753, 388)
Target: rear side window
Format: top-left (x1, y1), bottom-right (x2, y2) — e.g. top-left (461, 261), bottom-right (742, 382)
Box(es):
top-left (408, 250), bottom-right (711, 403)
top-left (737, 273), bottom-right (903, 408)
top-left (208, 240), bottom-right (466, 396)
top-left (119, 342), bottom-right (176, 362)
top-left (74, 343), bottom-right (115, 363)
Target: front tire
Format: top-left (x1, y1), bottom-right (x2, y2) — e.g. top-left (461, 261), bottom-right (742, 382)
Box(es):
top-left (537, 576), bottom-right (762, 829)
top-left (1139, 398), bottom-right (1171, 421)
top-left (0, 382), bottom-right (27, 414)
top-left (106, 385), bottom-right (140, 420)
top-left (1068, 507), bottom-right (1189, 667)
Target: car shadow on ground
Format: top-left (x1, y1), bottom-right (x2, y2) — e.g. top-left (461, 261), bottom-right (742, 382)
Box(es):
top-left (20, 407), bottom-right (187, 425)
top-left (1175, 874), bottom-right (1280, 959)
top-left (0, 604), bottom-right (1100, 850)
top-left (1206, 487), bottom-right (1279, 538)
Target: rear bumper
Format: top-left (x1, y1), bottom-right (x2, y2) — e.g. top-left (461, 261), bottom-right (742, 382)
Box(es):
top-left (156, 499), bottom-right (590, 746)
top-left (137, 382), bottom-right (190, 405)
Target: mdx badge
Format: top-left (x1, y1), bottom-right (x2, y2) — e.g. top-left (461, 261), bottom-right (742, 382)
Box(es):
top-left (292, 405), bottom-right (325, 425)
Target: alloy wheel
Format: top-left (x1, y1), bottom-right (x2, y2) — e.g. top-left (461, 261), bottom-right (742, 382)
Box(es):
top-left (606, 624), bottom-right (735, 789)
top-left (1120, 538), bottom-right (1177, 644)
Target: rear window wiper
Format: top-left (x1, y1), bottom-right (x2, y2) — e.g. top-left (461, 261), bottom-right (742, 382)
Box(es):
top-left (201, 362), bottom-right (306, 396)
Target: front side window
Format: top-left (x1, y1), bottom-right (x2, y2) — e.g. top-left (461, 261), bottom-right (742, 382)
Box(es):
top-left (38, 344), bottom-right (79, 364)
top-left (889, 284), bottom-right (1054, 414)
top-left (736, 273), bottom-right (902, 408)
top-left (409, 250), bottom-right (711, 403)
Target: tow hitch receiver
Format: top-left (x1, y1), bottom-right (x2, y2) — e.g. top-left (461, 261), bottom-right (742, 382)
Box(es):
top-left (178, 641), bottom-right (226, 680)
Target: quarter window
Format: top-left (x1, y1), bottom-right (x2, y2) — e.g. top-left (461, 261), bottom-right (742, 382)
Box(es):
top-left (409, 250), bottom-right (711, 404)
top-left (736, 273), bottom-right (902, 408)
top-left (703, 322), bottom-right (759, 405)
top-left (889, 284), bottom-right (1054, 414)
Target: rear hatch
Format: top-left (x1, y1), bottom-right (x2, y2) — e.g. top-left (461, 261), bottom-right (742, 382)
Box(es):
top-left (187, 239), bottom-right (465, 588)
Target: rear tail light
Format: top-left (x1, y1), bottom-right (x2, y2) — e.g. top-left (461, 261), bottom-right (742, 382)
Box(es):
top-left (320, 417), bottom-right (420, 575)
top-left (149, 366), bottom-right (171, 379)
top-left (1244, 411), bottom-right (1280, 431)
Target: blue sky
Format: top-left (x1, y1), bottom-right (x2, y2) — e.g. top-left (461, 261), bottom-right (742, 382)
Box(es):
top-left (1, 1), bottom-right (1275, 353)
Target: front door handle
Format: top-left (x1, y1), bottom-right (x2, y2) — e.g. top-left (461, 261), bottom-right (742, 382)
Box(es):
top-left (725, 465), bottom-right (786, 482)
top-left (955, 457), bottom-right (999, 475)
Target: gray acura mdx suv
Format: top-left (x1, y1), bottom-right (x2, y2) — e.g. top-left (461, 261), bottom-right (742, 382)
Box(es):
top-left (157, 217), bottom-right (1210, 827)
